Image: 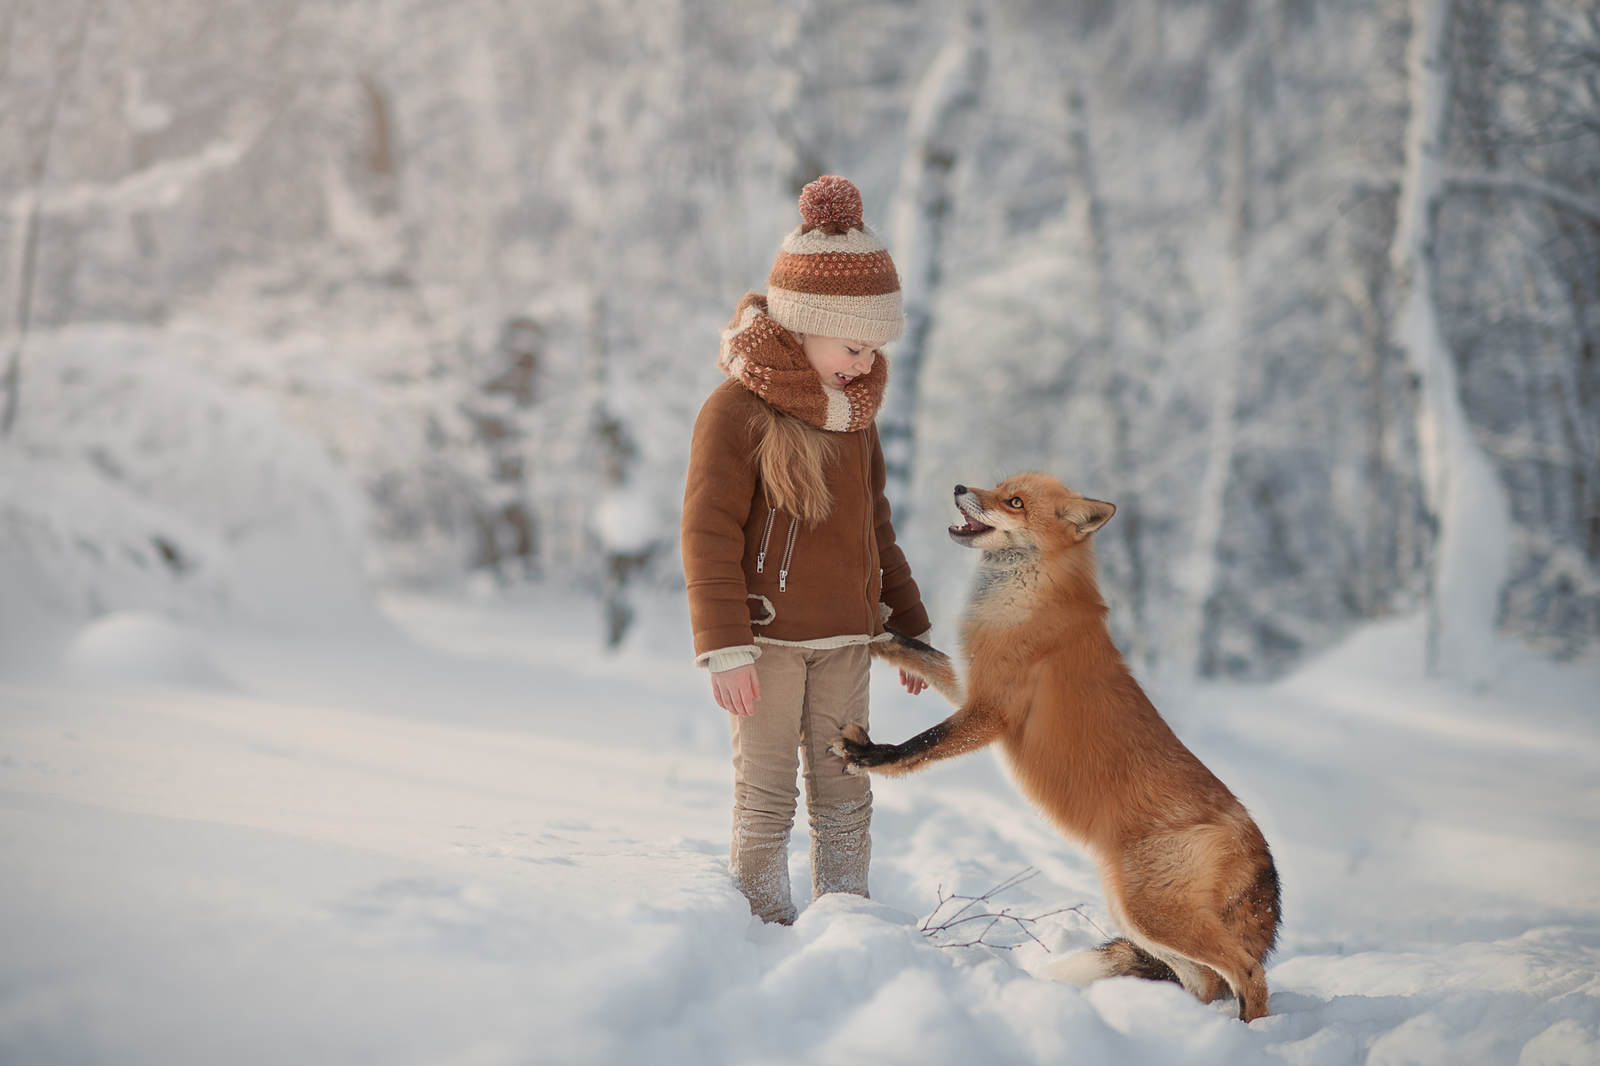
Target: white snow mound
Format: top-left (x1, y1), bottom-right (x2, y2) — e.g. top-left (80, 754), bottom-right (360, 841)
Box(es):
top-left (61, 610), bottom-right (233, 689)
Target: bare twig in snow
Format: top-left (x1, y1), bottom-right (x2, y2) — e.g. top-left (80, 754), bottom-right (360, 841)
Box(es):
top-left (920, 867), bottom-right (1107, 952)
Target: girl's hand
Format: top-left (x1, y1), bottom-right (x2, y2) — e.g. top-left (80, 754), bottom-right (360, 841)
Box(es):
top-left (712, 664), bottom-right (762, 717)
top-left (899, 668), bottom-right (928, 696)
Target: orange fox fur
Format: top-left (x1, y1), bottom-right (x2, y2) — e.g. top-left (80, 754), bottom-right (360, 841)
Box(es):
top-left (833, 473), bottom-right (1280, 1021)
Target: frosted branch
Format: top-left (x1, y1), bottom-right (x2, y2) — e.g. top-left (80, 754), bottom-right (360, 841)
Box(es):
top-left (920, 868), bottom-right (1104, 952)
top-left (1441, 170), bottom-right (1600, 227)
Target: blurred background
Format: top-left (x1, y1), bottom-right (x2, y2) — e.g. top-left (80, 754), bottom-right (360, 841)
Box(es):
top-left (1, 0), bottom-right (1596, 681)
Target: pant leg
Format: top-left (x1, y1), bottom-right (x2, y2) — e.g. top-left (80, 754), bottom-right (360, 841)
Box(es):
top-left (728, 643), bottom-right (806, 924)
top-left (798, 644), bottom-right (873, 900)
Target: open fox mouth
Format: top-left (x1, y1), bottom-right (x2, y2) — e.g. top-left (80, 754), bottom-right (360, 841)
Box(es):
top-left (948, 511), bottom-right (991, 538)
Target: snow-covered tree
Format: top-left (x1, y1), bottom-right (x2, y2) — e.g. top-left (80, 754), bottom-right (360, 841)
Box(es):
top-left (1, 0), bottom-right (1593, 672)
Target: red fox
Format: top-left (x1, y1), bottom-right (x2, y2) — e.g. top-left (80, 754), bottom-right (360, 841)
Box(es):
top-left (832, 473), bottom-right (1280, 1021)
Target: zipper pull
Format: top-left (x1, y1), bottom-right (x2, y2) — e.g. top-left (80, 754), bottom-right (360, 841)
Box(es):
top-left (756, 507), bottom-right (776, 573)
top-left (777, 516), bottom-right (798, 593)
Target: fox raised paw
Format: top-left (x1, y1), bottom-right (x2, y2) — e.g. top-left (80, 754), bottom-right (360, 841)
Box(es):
top-left (868, 630), bottom-right (963, 706)
top-left (830, 723), bottom-right (900, 776)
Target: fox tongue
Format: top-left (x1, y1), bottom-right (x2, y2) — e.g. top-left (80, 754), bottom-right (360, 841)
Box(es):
top-left (951, 513), bottom-right (988, 533)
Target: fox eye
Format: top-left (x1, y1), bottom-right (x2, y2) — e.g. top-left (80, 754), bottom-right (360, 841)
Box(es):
top-left (1007, 497), bottom-right (1024, 508)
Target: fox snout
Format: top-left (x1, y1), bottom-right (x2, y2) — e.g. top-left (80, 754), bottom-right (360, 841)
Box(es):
top-left (949, 485), bottom-right (992, 545)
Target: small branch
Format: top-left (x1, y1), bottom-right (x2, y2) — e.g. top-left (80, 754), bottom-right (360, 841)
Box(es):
top-left (920, 867), bottom-right (1110, 952)
top-left (1441, 169), bottom-right (1600, 227)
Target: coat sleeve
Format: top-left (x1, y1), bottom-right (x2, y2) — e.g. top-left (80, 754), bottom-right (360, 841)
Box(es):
top-left (868, 424), bottom-right (931, 638)
top-left (682, 385), bottom-right (761, 659)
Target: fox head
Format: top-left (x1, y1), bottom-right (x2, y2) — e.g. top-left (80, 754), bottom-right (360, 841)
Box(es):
top-left (947, 473), bottom-right (1116, 554)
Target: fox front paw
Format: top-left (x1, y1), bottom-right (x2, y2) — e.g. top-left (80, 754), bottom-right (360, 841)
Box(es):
top-left (829, 723), bottom-right (897, 776)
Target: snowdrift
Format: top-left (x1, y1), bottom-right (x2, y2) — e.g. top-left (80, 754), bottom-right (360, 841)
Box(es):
top-left (1, 587), bottom-right (1594, 1065)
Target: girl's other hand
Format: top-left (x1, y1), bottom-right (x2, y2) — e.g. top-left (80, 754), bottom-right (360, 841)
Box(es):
top-left (899, 668), bottom-right (928, 696)
top-left (712, 663), bottom-right (762, 716)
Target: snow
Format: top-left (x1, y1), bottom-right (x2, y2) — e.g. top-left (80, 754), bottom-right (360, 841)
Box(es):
top-left (0, 323), bottom-right (375, 637)
top-left (61, 611), bottom-right (233, 689)
top-left (595, 488), bottom-right (660, 556)
top-left (2, 588), bottom-right (1596, 1065)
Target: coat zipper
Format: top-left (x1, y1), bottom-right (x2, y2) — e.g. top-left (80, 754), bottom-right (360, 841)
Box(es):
top-left (755, 507), bottom-right (776, 573)
top-left (861, 430), bottom-right (874, 630)
top-left (778, 517), bottom-right (798, 592)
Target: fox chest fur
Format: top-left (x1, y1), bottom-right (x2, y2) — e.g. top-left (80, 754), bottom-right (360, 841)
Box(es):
top-left (961, 546), bottom-right (1106, 729)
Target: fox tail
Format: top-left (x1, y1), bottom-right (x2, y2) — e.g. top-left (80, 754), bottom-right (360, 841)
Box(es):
top-left (1041, 938), bottom-right (1181, 987)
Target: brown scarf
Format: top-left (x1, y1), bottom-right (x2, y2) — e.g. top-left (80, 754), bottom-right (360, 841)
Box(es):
top-left (718, 292), bottom-right (887, 433)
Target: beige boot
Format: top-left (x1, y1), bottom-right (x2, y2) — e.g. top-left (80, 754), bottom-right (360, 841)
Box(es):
top-left (730, 816), bottom-right (798, 924)
top-left (809, 797), bottom-right (871, 899)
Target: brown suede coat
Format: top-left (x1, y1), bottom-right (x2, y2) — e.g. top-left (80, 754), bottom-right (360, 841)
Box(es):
top-left (682, 379), bottom-right (930, 658)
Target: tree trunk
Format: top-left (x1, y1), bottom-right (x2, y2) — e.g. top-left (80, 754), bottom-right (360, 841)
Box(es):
top-left (1391, 0), bottom-right (1512, 679)
top-left (1172, 70), bottom-right (1250, 676)
top-left (2, 0), bottom-right (94, 438)
top-left (880, 5), bottom-right (985, 519)
top-left (1064, 80), bottom-right (1152, 666)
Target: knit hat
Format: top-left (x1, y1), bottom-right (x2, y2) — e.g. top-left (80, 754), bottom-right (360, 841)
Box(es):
top-left (764, 176), bottom-right (903, 346)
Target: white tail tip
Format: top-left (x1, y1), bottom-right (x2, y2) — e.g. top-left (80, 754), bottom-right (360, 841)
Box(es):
top-left (1039, 949), bottom-right (1112, 987)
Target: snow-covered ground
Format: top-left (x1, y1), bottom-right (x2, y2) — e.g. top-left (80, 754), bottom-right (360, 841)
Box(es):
top-left (1, 588), bottom-right (1597, 1066)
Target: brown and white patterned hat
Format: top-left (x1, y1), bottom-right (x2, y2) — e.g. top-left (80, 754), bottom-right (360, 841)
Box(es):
top-left (764, 176), bottom-right (903, 347)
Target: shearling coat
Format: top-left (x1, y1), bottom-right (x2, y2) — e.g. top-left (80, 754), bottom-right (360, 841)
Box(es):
top-left (682, 379), bottom-right (930, 661)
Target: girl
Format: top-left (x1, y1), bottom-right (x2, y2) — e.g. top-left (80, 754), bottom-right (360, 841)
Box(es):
top-left (681, 176), bottom-right (932, 925)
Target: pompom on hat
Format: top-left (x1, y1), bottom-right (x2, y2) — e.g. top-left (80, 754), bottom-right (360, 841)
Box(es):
top-left (764, 176), bottom-right (903, 346)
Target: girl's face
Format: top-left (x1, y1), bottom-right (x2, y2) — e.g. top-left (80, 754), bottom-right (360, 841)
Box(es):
top-left (800, 334), bottom-right (879, 391)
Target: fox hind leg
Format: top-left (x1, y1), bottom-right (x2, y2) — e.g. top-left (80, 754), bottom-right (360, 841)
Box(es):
top-left (1120, 917), bottom-right (1271, 1021)
top-left (1107, 829), bottom-right (1278, 1021)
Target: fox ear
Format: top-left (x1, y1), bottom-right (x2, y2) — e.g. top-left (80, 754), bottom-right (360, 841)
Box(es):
top-left (1059, 498), bottom-right (1115, 539)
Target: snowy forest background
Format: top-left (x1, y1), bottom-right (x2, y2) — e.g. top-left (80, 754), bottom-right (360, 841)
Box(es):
top-left (1, 0), bottom-right (1597, 682)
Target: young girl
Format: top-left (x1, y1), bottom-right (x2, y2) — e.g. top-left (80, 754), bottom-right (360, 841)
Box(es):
top-left (681, 176), bottom-right (932, 925)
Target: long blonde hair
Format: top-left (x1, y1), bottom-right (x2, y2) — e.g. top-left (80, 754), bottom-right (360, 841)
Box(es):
top-left (749, 402), bottom-right (838, 526)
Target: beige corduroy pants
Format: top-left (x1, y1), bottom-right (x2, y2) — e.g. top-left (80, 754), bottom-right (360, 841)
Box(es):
top-left (728, 643), bottom-right (873, 925)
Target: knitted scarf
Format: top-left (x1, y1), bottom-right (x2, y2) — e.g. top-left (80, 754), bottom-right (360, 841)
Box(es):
top-left (718, 292), bottom-right (887, 433)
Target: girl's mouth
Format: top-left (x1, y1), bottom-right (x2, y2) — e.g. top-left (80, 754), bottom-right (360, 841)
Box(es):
top-left (835, 373), bottom-right (855, 386)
